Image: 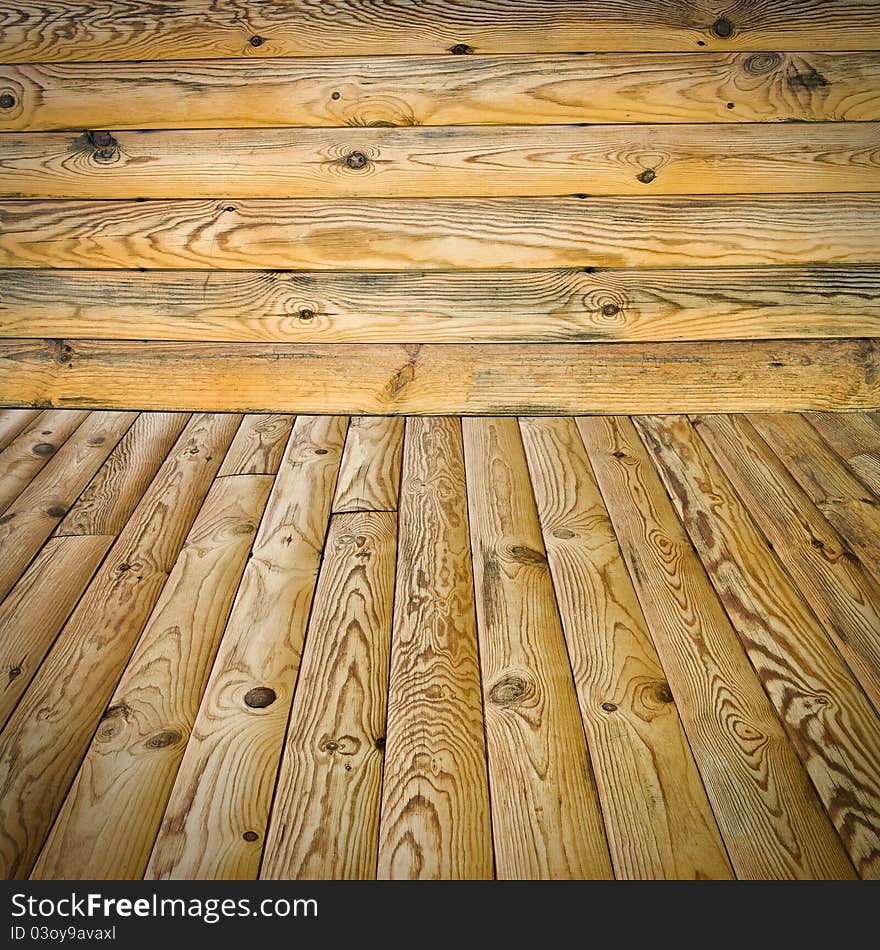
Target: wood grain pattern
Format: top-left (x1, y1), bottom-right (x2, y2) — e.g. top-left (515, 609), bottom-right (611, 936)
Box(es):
top-left (145, 415), bottom-right (346, 880)
top-left (0, 413), bottom-right (238, 879)
top-left (33, 473), bottom-right (272, 879)
top-left (0, 339), bottom-right (875, 415)
top-left (636, 414), bottom-right (880, 879)
top-left (749, 413), bottom-right (880, 582)
top-left (4, 197), bottom-right (880, 272)
top-left (56, 412), bottom-right (190, 536)
top-left (578, 415), bottom-right (855, 879)
top-left (519, 416), bottom-right (731, 880)
top-left (0, 409), bottom-right (39, 453)
top-left (7, 124), bottom-right (880, 199)
top-left (0, 410), bottom-right (134, 602)
top-left (805, 413), bottom-right (880, 497)
top-left (3, 52), bottom-right (879, 131)
top-left (260, 511), bottom-right (395, 880)
top-left (5, 1), bottom-right (879, 63)
top-left (0, 409), bottom-right (88, 514)
top-left (333, 417), bottom-right (403, 512)
top-left (218, 414), bottom-right (295, 476)
top-left (5, 267), bottom-right (878, 345)
top-left (377, 417), bottom-right (492, 880)
top-left (463, 416), bottom-right (612, 879)
top-left (0, 534), bottom-right (113, 731)
top-left (692, 414), bottom-right (880, 716)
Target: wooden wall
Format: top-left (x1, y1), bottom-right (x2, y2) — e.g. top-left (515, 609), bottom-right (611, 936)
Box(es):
top-left (0, 0), bottom-right (879, 413)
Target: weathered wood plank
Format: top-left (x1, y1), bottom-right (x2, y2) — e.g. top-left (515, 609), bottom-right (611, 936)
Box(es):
top-left (260, 511), bottom-right (395, 880)
top-left (0, 413), bottom-right (239, 879)
top-left (6, 124), bottom-right (880, 199)
top-left (0, 409), bottom-right (40, 453)
top-left (0, 340), bottom-right (875, 415)
top-left (578, 415), bottom-right (855, 879)
top-left (637, 414), bottom-right (880, 879)
top-left (55, 412), bottom-right (190, 536)
top-left (218, 414), bottom-right (294, 476)
top-left (32, 473), bottom-right (272, 880)
top-left (4, 267), bottom-right (878, 345)
top-left (0, 534), bottom-right (113, 731)
top-left (0, 410), bottom-right (134, 602)
top-left (377, 417), bottom-right (492, 880)
top-left (0, 409), bottom-right (88, 514)
top-left (804, 413), bottom-right (880, 497)
top-left (692, 414), bottom-right (880, 716)
top-left (333, 417), bottom-right (403, 512)
top-left (750, 414), bottom-right (880, 582)
top-left (145, 416), bottom-right (346, 880)
top-left (519, 416), bottom-right (732, 880)
top-left (5, 1), bottom-right (879, 63)
top-left (3, 197), bottom-right (880, 271)
top-left (463, 417), bottom-right (612, 879)
top-left (2, 51), bottom-right (879, 131)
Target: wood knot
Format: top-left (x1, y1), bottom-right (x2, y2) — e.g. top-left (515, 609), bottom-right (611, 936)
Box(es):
top-left (602, 303), bottom-right (620, 317)
top-left (789, 67), bottom-right (828, 91)
top-left (298, 307), bottom-right (316, 321)
top-left (510, 545), bottom-right (547, 566)
top-left (637, 168), bottom-right (656, 184)
top-left (314, 448), bottom-right (328, 455)
top-left (743, 52), bottom-right (782, 75)
top-left (489, 675), bottom-right (529, 706)
top-left (553, 527), bottom-right (575, 539)
top-left (331, 91), bottom-right (341, 100)
top-left (249, 35), bottom-right (264, 47)
top-left (145, 730), bottom-right (181, 749)
top-left (8, 666), bottom-right (21, 681)
top-left (32, 442), bottom-right (56, 457)
top-left (345, 150), bottom-right (369, 170)
top-left (0, 93), bottom-right (15, 109)
top-left (244, 686), bottom-right (276, 708)
top-left (374, 736), bottom-right (386, 750)
top-left (89, 130), bottom-right (119, 163)
top-left (46, 504), bottom-right (65, 518)
top-left (726, 101), bottom-right (735, 109)
top-left (711, 16), bottom-right (734, 38)
top-left (653, 681), bottom-right (674, 704)
top-left (450, 43), bottom-right (474, 54)
top-left (613, 450), bottom-right (626, 459)
top-left (601, 701), bottom-right (618, 712)
top-left (242, 831), bottom-right (259, 841)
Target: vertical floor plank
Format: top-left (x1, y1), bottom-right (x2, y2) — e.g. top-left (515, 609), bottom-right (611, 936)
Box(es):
top-left (0, 410), bottom-right (135, 602)
top-left (260, 511), bottom-right (396, 879)
top-left (463, 417), bottom-right (612, 880)
top-left (32, 472), bottom-right (273, 879)
top-left (218, 414), bottom-right (294, 476)
top-left (693, 413), bottom-right (880, 714)
top-left (804, 412), bottom-right (880, 497)
top-left (56, 412), bottom-right (190, 536)
top-left (637, 414), bottom-right (880, 879)
top-left (145, 415), bottom-right (347, 880)
top-left (377, 417), bottom-right (493, 880)
top-left (0, 413), bottom-right (240, 879)
top-left (333, 416), bottom-right (404, 513)
top-left (0, 410), bottom-right (89, 515)
top-left (0, 409), bottom-right (40, 454)
top-left (749, 413), bottom-right (880, 581)
top-left (578, 415), bottom-right (855, 880)
top-left (520, 416), bottom-right (732, 880)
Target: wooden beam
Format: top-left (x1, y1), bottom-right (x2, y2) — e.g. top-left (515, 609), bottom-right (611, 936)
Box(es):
top-left (0, 340), bottom-right (875, 415)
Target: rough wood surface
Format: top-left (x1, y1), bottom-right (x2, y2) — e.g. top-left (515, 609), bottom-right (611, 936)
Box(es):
top-left (218, 414), bottom-right (295, 476)
top-left (4, 197), bottom-right (880, 271)
top-left (3, 267), bottom-right (880, 345)
top-left (0, 339), bottom-right (875, 416)
top-left (3, 52), bottom-right (879, 130)
top-left (5, 1), bottom-right (879, 63)
top-left (692, 414), bottom-right (880, 716)
top-left (145, 416), bottom-right (346, 880)
top-left (0, 409), bottom-right (39, 453)
top-left (519, 416), bottom-right (731, 880)
top-left (804, 413), bottom-right (880, 497)
top-left (0, 413), bottom-right (238, 879)
top-left (377, 417), bottom-right (492, 880)
top-left (637, 414), bottom-right (880, 879)
top-left (333, 417), bottom-right (403, 512)
top-left (7, 124), bottom-right (880, 199)
top-left (578, 415), bottom-right (855, 879)
top-left (260, 511), bottom-right (396, 880)
top-left (463, 417), bottom-right (612, 879)
top-left (33, 473), bottom-right (272, 879)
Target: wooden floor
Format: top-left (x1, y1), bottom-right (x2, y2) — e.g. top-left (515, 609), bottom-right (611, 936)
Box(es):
top-left (0, 406), bottom-right (878, 880)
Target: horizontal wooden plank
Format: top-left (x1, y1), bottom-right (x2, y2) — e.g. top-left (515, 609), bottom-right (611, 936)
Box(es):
top-left (5, 1), bottom-right (880, 63)
top-left (2, 52), bottom-right (877, 132)
top-left (3, 267), bottom-right (878, 344)
top-left (3, 197), bottom-right (880, 272)
top-left (5, 124), bottom-right (880, 199)
top-left (0, 340), bottom-right (875, 415)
